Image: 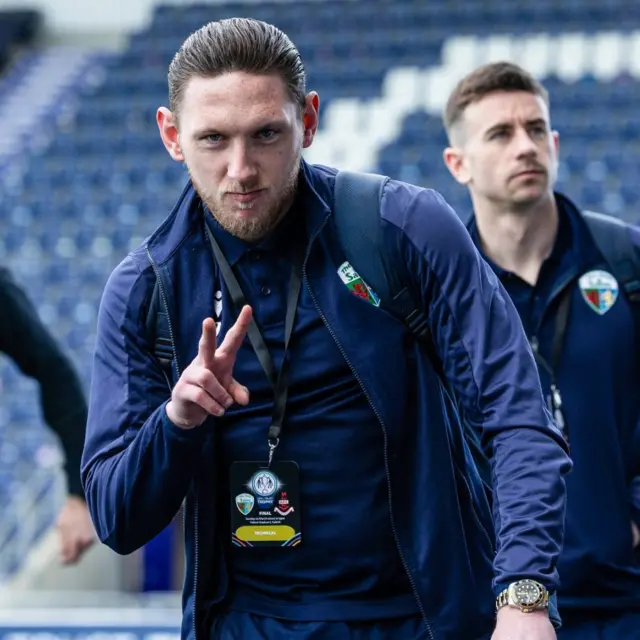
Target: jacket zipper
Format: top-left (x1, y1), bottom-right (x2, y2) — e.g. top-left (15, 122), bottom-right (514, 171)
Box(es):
top-left (302, 220), bottom-right (435, 640)
top-left (146, 248), bottom-right (200, 640)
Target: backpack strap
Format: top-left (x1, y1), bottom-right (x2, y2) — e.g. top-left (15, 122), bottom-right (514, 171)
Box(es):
top-left (332, 171), bottom-right (393, 300)
top-left (582, 210), bottom-right (640, 368)
top-left (582, 210), bottom-right (640, 300)
top-left (145, 276), bottom-right (174, 389)
top-left (333, 170), bottom-right (436, 357)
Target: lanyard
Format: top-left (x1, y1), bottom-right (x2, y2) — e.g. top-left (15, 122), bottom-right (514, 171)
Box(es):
top-left (530, 286), bottom-right (572, 438)
top-left (205, 223), bottom-right (303, 466)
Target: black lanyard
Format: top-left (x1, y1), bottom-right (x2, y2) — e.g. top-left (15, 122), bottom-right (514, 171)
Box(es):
top-left (529, 286), bottom-right (572, 438)
top-left (205, 223), bottom-right (303, 466)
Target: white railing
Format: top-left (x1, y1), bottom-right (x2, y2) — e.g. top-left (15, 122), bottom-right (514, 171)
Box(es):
top-left (0, 464), bottom-right (65, 583)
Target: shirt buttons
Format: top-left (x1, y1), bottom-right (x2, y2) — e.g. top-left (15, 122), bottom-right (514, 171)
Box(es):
top-left (261, 285), bottom-right (271, 296)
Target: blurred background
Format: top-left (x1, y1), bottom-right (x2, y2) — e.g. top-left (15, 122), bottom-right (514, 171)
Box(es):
top-left (0, 0), bottom-right (638, 636)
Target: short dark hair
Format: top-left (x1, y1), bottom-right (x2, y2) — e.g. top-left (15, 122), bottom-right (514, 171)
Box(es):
top-left (168, 17), bottom-right (306, 116)
top-left (444, 62), bottom-right (549, 139)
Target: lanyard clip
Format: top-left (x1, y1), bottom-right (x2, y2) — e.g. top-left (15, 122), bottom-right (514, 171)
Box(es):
top-left (267, 437), bottom-right (279, 467)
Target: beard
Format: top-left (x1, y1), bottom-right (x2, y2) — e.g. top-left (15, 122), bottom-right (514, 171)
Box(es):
top-left (188, 152), bottom-right (301, 243)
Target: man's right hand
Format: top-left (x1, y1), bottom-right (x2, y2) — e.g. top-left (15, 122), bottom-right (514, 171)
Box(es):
top-left (166, 305), bottom-right (253, 429)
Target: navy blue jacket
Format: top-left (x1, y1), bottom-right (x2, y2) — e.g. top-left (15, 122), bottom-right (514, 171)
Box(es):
top-left (82, 162), bottom-right (571, 640)
top-left (468, 193), bottom-right (640, 614)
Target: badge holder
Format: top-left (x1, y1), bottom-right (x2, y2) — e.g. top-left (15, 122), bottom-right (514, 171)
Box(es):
top-left (206, 223), bottom-right (304, 548)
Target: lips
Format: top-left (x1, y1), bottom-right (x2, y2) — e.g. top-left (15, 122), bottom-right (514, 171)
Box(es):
top-left (512, 169), bottom-right (545, 180)
top-left (227, 190), bottom-right (265, 204)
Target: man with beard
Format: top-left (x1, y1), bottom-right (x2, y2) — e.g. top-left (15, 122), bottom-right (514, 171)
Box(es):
top-left (82, 20), bottom-right (571, 640)
top-left (443, 61), bottom-right (640, 639)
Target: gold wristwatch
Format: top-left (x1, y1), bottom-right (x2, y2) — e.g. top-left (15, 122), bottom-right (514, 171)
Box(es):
top-left (496, 579), bottom-right (550, 613)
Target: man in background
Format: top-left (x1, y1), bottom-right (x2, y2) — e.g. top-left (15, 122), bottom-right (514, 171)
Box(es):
top-left (443, 60), bottom-right (640, 639)
top-left (0, 265), bottom-right (95, 564)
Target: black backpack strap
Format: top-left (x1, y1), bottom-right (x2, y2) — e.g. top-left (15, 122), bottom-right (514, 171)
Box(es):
top-left (333, 170), bottom-right (435, 353)
top-left (145, 276), bottom-right (174, 389)
top-left (582, 210), bottom-right (640, 300)
top-left (582, 210), bottom-right (640, 368)
top-left (332, 171), bottom-right (393, 301)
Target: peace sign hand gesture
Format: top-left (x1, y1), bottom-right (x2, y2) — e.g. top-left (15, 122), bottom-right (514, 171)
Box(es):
top-left (166, 305), bottom-right (252, 430)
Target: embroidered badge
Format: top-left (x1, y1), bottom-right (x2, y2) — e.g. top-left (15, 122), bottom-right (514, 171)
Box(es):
top-left (337, 261), bottom-right (380, 307)
top-left (578, 269), bottom-right (619, 315)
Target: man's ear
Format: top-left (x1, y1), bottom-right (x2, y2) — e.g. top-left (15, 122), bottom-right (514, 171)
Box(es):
top-left (302, 92), bottom-right (320, 148)
top-left (443, 146), bottom-right (471, 185)
top-left (157, 107), bottom-right (184, 162)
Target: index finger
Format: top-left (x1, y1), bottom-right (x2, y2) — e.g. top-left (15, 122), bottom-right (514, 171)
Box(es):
top-left (197, 317), bottom-right (217, 368)
top-left (217, 305), bottom-right (252, 359)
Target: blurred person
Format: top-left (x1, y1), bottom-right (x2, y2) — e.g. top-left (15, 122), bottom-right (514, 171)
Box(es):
top-left (82, 19), bottom-right (571, 640)
top-left (0, 266), bottom-right (95, 564)
top-left (443, 61), bottom-right (640, 640)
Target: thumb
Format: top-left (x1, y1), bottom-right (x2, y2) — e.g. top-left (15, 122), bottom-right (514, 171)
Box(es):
top-left (227, 378), bottom-right (250, 406)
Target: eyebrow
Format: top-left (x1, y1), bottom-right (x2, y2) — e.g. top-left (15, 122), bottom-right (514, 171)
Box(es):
top-left (484, 117), bottom-right (547, 138)
top-left (192, 119), bottom-right (290, 140)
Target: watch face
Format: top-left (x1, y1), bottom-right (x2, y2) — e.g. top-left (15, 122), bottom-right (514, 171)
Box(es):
top-left (513, 580), bottom-right (542, 606)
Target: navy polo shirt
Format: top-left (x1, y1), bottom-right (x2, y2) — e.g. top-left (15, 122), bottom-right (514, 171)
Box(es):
top-left (471, 207), bottom-right (573, 340)
top-left (205, 208), bottom-right (417, 621)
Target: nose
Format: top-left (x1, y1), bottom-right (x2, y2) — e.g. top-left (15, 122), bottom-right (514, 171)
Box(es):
top-left (226, 140), bottom-right (258, 184)
top-left (513, 126), bottom-right (538, 158)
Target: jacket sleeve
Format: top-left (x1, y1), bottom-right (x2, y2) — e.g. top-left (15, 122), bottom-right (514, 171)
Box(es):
top-left (0, 267), bottom-right (87, 498)
top-left (382, 182), bottom-right (572, 595)
top-left (81, 254), bottom-right (209, 554)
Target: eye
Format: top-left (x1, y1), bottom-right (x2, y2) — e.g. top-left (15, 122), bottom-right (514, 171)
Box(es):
top-left (204, 133), bottom-right (224, 144)
top-left (489, 130), bottom-right (509, 140)
top-left (256, 128), bottom-right (279, 141)
top-left (530, 125), bottom-right (547, 138)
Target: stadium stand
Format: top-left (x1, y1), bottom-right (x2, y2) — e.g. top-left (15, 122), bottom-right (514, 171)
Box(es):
top-left (0, 0), bottom-right (639, 587)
